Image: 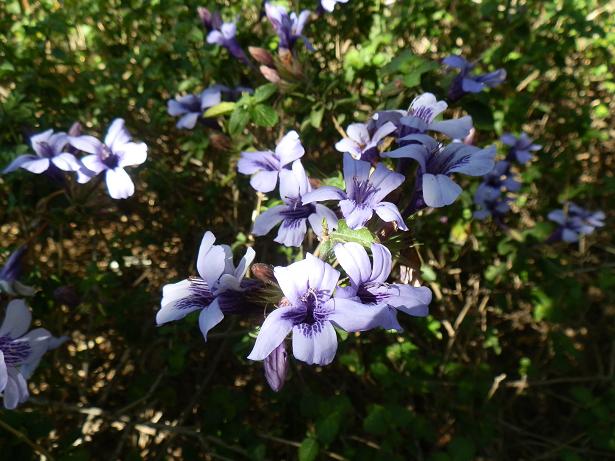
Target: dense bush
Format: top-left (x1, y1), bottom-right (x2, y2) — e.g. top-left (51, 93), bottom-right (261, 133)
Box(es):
top-left (0, 0), bottom-right (613, 459)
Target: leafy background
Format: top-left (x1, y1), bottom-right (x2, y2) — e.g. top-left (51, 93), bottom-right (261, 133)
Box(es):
top-left (0, 0), bottom-right (614, 459)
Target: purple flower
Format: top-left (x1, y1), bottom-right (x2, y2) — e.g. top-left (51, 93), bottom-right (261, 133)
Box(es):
top-left (372, 93), bottom-right (473, 143)
top-left (303, 154), bottom-right (407, 230)
top-left (238, 130), bottom-right (305, 193)
top-left (501, 132), bottom-right (542, 164)
top-left (480, 160), bottom-right (520, 193)
top-left (253, 160), bottom-right (338, 247)
top-left (0, 247), bottom-right (35, 297)
top-left (473, 183), bottom-right (512, 220)
top-left (157, 231), bottom-right (256, 341)
top-left (247, 254), bottom-right (386, 366)
top-left (547, 203), bottom-right (605, 243)
top-left (201, 8), bottom-right (250, 65)
top-left (69, 119), bottom-right (147, 199)
top-left (3, 129), bottom-right (81, 175)
top-left (335, 121), bottom-right (397, 163)
top-left (0, 299), bottom-right (65, 409)
top-left (167, 86), bottom-right (225, 130)
top-left (443, 55), bottom-right (506, 102)
top-left (334, 243), bottom-right (431, 330)
top-left (385, 134), bottom-right (496, 209)
top-left (265, 3), bottom-right (312, 52)
top-left (321, 0), bottom-right (349, 12)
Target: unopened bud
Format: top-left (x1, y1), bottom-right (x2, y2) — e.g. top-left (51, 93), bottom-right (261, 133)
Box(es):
top-left (264, 342), bottom-right (289, 392)
top-left (260, 65), bottom-right (281, 84)
top-left (249, 47), bottom-right (275, 67)
top-left (251, 263), bottom-right (276, 284)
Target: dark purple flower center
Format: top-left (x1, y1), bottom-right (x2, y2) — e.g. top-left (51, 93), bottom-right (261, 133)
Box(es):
top-left (100, 145), bottom-right (119, 169)
top-left (357, 282), bottom-right (390, 305)
top-left (37, 141), bottom-right (55, 158)
top-left (349, 178), bottom-right (379, 205)
top-left (0, 335), bottom-right (31, 366)
top-left (175, 277), bottom-right (215, 310)
top-left (280, 197), bottom-right (315, 221)
top-left (282, 288), bottom-right (329, 328)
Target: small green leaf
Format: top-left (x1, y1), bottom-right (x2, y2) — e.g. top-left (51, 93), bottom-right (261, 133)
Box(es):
top-left (252, 84), bottom-right (277, 104)
top-left (298, 437), bottom-right (319, 461)
top-left (420, 265), bottom-right (437, 282)
top-left (327, 219), bottom-right (378, 249)
top-left (229, 108), bottom-right (250, 135)
top-left (250, 104), bottom-right (279, 127)
top-left (203, 101), bottom-right (236, 118)
top-left (310, 105), bottom-right (325, 129)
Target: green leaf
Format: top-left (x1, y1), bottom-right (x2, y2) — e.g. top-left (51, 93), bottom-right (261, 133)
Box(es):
top-left (252, 84), bottom-right (277, 104)
top-left (203, 101), bottom-right (236, 118)
top-left (229, 108), bottom-right (250, 135)
top-left (250, 104), bottom-right (279, 127)
top-left (298, 437), bottom-right (319, 461)
top-left (310, 105), bottom-right (325, 129)
top-left (420, 265), bottom-right (437, 282)
top-left (327, 219), bottom-right (379, 249)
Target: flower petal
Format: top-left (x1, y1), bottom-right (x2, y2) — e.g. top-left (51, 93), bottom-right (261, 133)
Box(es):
top-left (198, 299), bottom-right (225, 341)
top-left (334, 242), bottom-right (372, 286)
top-left (176, 112), bottom-right (200, 130)
top-left (51, 153), bottom-right (81, 172)
top-left (328, 297), bottom-right (386, 331)
top-left (20, 158), bottom-right (50, 174)
top-left (302, 186), bottom-right (345, 204)
top-left (69, 135), bottom-right (103, 155)
top-left (370, 243), bottom-right (392, 283)
top-left (2, 155), bottom-right (38, 174)
top-left (422, 173), bottom-right (462, 208)
top-left (291, 321), bottom-right (337, 365)
top-left (247, 308), bottom-right (294, 361)
top-left (157, 279), bottom-right (202, 325)
top-left (104, 118), bottom-right (131, 150)
top-left (105, 168), bottom-right (135, 199)
top-left (0, 299), bottom-right (32, 338)
top-left (275, 131), bottom-right (305, 167)
top-left (196, 231), bottom-right (226, 287)
top-left (250, 170), bottom-right (279, 193)
top-left (374, 202), bottom-right (408, 230)
top-left (117, 142), bottom-right (147, 167)
top-left (253, 205), bottom-right (287, 236)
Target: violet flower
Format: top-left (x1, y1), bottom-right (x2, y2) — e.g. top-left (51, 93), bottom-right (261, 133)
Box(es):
top-left (200, 8), bottom-right (250, 65)
top-left (3, 129), bottom-right (81, 175)
top-left (157, 231), bottom-right (258, 341)
top-left (69, 119), bottom-right (147, 200)
top-left (265, 3), bottom-right (312, 52)
top-left (247, 253), bottom-right (386, 366)
top-left (253, 160), bottom-right (338, 247)
top-left (501, 132), bottom-right (542, 164)
top-left (372, 93), bottom-right (473, 143)
top-left (547, 203), bottom-right (605, 243)
top-left (335, 121), bottom-right (397, 163)
top-left (238, 130), bottom-right (305, 193)
top-left (0, 299), bottom-right (65, 409)
top-left (302, 154), bottom-right (407, 230)
top-left (384, 134), bottom-right (496, 210)
top-left (443, 55), bottom-right (506, 102)
top-left (167, 86), bottom-right (226, 130)
top-left (473, 183), bottom-right (512, 221)
top-left (334, 243), bottom-right (431, 331)
top-left (0, 247), bottom-right (35, 297)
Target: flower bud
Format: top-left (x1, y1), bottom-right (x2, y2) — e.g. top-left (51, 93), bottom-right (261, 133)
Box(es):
top-left (251, 263), bottom-right (275, 284)
top-left (260, 65), bottom-right (281, 84)
top-left (264, 342), bottom-right (288, 392)
top-left (248, 47), bottom-right (275, 67)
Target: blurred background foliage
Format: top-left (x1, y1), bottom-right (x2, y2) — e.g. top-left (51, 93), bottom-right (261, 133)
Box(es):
top-left (0, 0), bottom-right (614, 459)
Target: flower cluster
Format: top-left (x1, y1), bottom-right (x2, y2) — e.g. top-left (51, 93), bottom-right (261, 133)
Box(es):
top-left (3, 119), bottom-right (147, 200)
top-left (198, 7), bottom-right (250, 65)
top-left (473, 132), bottom-right (541, 222)
top-left (547, 203), bottom-right (605, 243)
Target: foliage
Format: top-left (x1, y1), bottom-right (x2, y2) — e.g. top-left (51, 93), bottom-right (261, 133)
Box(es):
top-left (0, 0), bottom-right (614, 460)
